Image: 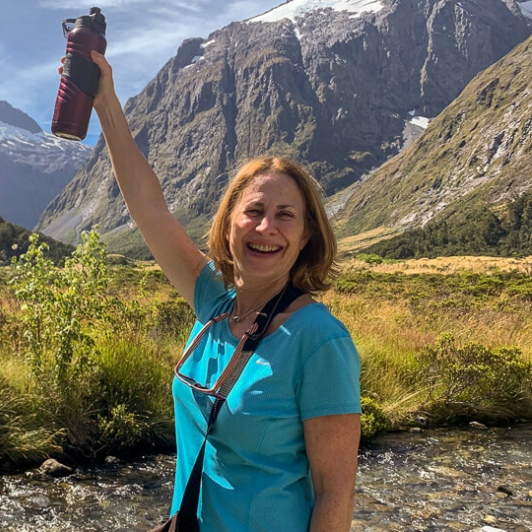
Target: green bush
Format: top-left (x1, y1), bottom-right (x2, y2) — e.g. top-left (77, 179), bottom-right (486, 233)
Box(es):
top-left (355, 253), bottom-right (384, 265)
top-left (5, 231), bottom-right (178, 461)
top-left (421, 333), bottom-right (532, 421)
top-left (10, 231), bottom-right (110, 384)
top-left (360, 396), bottom-right (387, 438)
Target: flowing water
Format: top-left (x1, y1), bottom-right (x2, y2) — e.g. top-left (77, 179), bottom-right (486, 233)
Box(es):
top-left (1, 424), bottom-right (531, 531)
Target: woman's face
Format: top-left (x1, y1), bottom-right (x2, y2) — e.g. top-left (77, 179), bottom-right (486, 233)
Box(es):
top-left (226, 171), bottom-right (310, 285)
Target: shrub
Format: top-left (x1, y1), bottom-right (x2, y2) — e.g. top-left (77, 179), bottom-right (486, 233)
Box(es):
top-left (355, 253), bottom-right (384, 265)
top-left (7, 231), bottom-right (177, 458)
top-left (360, 396), bottom-right (387, 438)
top-left (420, 333), bottom-right (532, 421)
top-left (10, 230), bottom-right (110, 384)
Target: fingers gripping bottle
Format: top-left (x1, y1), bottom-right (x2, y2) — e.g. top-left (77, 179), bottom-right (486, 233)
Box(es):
top-left (51, 7), bottom-right (107, 141)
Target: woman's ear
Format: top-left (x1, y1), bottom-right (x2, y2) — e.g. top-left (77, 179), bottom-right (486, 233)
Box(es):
top-left (300, 229), bottom-right (311, 251)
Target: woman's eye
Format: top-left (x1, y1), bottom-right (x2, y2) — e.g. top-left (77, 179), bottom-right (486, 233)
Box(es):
top-left (279, 211), bottom-right (295, 219)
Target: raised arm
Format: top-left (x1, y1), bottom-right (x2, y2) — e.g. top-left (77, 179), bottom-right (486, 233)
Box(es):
top-left (88, 51), bottom-right (206, 307)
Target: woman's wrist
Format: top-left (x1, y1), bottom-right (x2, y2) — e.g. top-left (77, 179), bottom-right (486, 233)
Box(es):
top-left (94, 91), bottom-right (123, 128)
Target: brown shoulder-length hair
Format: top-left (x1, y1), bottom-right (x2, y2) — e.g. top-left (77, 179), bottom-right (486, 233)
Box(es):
top-left (208, 156), bottom-right (339, 293)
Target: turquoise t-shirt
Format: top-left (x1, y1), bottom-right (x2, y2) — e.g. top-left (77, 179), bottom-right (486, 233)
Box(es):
top-left (171, 262), bottom-right (361, 531)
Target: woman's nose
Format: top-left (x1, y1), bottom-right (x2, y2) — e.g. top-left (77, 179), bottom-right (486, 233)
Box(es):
top-left (256, 214), bottom-right (278, 234)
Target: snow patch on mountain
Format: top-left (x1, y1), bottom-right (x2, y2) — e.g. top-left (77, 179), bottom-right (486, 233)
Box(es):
top-left (0, 122), bottom-right (91, 169)
top-left (0, 119), bottom-right (92, 229)
top-left (249, 0), bottom-right (383, 23)
top-left (518, 1), bottom-right (532, 19)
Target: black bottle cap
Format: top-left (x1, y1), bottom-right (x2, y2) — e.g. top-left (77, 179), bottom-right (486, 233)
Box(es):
top-left (89, 7), bottom-right (106, 36)
top-left (73, 7), bottom-right (106, 36)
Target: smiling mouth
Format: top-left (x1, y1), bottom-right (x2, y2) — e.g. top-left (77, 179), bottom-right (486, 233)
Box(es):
top-left (247, 242), bottom-right (282, 254)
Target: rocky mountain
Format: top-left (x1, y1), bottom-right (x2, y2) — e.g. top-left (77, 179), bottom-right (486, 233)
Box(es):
top-left (0, 101), bottom-right (92, 230)
top-left (332, 31), bottom-right (532, 252)
top-left (36, 0), bottom-right (532, 256)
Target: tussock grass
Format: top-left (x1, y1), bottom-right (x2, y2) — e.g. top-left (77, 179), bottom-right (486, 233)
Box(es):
top-left (343, 254), bottom-right (532, 276)
top-left (0, 378), bottom-right (62, 467)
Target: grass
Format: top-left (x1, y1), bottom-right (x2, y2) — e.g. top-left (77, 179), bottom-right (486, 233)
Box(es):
top-left (341, 255), bottom-right (532, 355)
top-left (325, 255), bottom-right (532, 433)
top-left (1, 254), bottom-right (531, 470)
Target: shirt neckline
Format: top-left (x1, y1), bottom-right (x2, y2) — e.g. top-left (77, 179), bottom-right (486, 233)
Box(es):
top-left (222, 300), bottom-right (325, 343)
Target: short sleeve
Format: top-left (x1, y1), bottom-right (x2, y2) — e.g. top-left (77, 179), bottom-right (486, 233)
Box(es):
top-left (298, 335), bottom-right (361, 421)
top-left (193, 261), bottom-right (230, 322)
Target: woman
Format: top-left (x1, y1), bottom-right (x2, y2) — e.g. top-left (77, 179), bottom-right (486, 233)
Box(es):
top-left (78, 51), bottom-right (361, 531)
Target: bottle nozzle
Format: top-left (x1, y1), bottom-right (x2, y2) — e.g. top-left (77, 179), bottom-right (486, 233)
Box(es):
top-left (89, 7), bottom-right (106, 36)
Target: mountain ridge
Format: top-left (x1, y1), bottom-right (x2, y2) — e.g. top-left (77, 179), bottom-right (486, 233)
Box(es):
top-left (0, 101), bottom-right (42, 134)
top-left (32, 0), bottom-right (532, 256)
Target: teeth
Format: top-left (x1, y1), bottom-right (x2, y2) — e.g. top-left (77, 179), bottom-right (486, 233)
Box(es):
top-left (249, 243), bottom-right (280, 253)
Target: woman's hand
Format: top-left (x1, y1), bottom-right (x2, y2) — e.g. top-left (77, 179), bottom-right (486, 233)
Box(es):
top-left (91, 50), bottom-right (115, 107)
top-left (57, 51), bottom-right (115, 112)
top-left (89, 50), bottom-right (115, 111)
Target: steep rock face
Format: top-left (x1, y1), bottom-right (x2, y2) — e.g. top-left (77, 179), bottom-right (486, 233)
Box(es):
top-left (0, 102), bottom-right (92, 230)
top-left (333, 33), bottom-right (532, 243)
top-left (36, 0), bottom-right (531, 251)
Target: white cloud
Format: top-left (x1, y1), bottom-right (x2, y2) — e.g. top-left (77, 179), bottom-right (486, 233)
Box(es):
top-left (38, 0), bottom-right (194, 10)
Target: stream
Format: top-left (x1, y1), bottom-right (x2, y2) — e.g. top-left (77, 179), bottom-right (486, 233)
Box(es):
top-left (1, 424), bottom-right (531, 531)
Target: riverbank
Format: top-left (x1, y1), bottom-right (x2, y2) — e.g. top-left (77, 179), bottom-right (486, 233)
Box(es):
top-left (1, 235), bottom-right (531, 471)
top-left (1, 424), bottom-right (531, 531)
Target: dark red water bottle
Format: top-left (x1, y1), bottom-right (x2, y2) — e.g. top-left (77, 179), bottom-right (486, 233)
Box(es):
top-left (51, 7), bottom-right (107, 141)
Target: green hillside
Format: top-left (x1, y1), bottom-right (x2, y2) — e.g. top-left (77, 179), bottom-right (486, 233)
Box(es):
top-left (333, 36), bottom-right (532, 256)
top-left (359, 190), bottom-right (532, 259)
top-left (0, 217), bottom-right (74, 265)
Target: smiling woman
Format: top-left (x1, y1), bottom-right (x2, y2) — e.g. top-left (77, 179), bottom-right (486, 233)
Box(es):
top-left (85, 49), bottom-right (361, 531)
top-left (227, 175), bottom-right (309, 294)
top-left (209, 157), bottom-right (339, 294)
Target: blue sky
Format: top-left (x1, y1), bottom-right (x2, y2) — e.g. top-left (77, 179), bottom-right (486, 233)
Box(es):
top-left (0, 1), bottom-right (283, 146)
